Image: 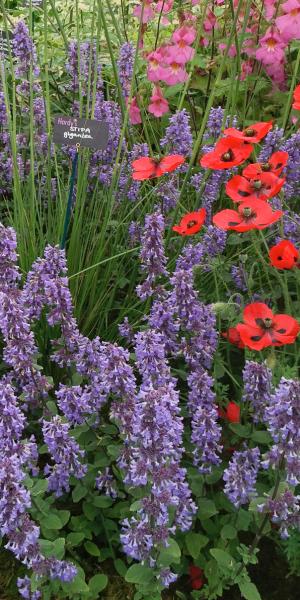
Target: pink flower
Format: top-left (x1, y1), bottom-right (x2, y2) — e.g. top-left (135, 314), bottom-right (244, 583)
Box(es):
top-left (170, 26), bottom-right (196, 64)
top-left (172, 25), bottom-right (197, 45)
top-left (264, 0), bottom-right (278, 19)
top-left (219, 43), bottom-right (237, 57)
top-left (276, 0), bottom-right (300, 42)
top-left (155, 0), bottom-right (174, 13)
top-left (265, 60), bottom-right (286, 89)
top-left (203, 9), bottom-right (217, 32)
top-left (148, 86), bottom-right (169, 117)
top-left (129, 97), bottom-right (142, 125)
top-left (133, 0), bottom-right (155, 23)
top-left (256, 27), bottom-right (286, 65)
top-left (146, 48), bottom-right (166, 82)
top-left (160, 53), bottom-right (189, 85)
top-left (240, 60), bottom-right (254, 80)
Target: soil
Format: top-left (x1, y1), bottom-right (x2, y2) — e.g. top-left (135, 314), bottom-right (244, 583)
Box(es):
top-left (1, 539), bottom-right (300, 600)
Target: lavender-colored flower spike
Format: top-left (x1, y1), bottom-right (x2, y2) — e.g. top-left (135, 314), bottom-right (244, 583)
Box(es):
top-left (0, 223), bottom-right (21, 288)
top-left (176, 225), bottom-right (227, 271)
top-left (204, 106), bottom-right (224, 141)
top-left (121, 329), bottom-right (196, 572)
top-left (280, 131), bottom-right (300, 199)
top-left (96, 467), bottom-right (118, 499)
top-left (117, 42), bottom-right (135, 98)
top-left (136, 210), bottom-right (168, 299)
top-left (160, 109), bottom-right (193, 156)
top-left (263, 378), bottom-right (300, 486)
top-left (12, 21), bottom-right (39, 77)
top-left (223, 447), bottom-right (260, 507)
top-left (24, 245), bottom-right (83, 365)
top-left (259, 490), bottom-right (300, 539)
top-left (56, 385), bottom-right (91, 425)
top-left (42, 416), bottom-right (87, 497)
top-left (258, 126), bottom-right (284, 162)
top-left (17, 576), bottom-right (41, 600)
top-left (242, 361), bottom-right (272, 422)
top-left (188, 369), bottom-right (222, 472)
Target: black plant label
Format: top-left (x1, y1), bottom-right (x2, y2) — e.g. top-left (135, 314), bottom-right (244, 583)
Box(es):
top-left (53, 116), bottom-right (109, 149)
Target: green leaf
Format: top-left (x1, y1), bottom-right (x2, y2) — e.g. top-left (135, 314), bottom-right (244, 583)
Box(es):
top-left (125, 564), bottom-right (154, 584)
top-left (185, 532), bottom-right (209, 559)
top-left (251, 430), bottom-right (272, 444)
top-left (239, 581), bottom-right (262, 600)
top-left (66, 532), bottom-right (85, 547)
top-left (40, 514), bottom-right (62, 530)
top-left (89, 574), bottom-right (108, 594)
top-left (56, 510), bottom-right (70, 527)
top-left (93, 495), bottom-right (113, 508)
top-left (229, 423), bottom-right (251, 438)
top-left (72, 483), bottom-right (87, 503)
top-left (84, 541), bottom-right (101, 557)
top-left (31, 479), bottom-right (49, 496)
top-left (62, 573), bottom-right (89, 594)
top-left (197, 499), bottom-right (218, 520)
top-left (83, 502), bottom-right (98, 521)
top-left (114, 558), bottom-right (127, 577)
top-left (221, 525), bottom-right (237, 540)
top-left (158, 539), bottom-right (181, 566)
top-left (210, 548), bottom-right (236, 569)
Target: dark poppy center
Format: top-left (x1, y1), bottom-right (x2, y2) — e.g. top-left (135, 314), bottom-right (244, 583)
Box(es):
top-left (187, 220), bottom-right (197, 228)
top-left (263, 317), bottom-right (273, 329)
top-left (252, 180), bottom-right (262, 190)
top-left (261, 162), bottom-right (271, 171)
top-left (222, 149), bottom-right (234, 162)
top-left (242, 207), bottom-right (253, 218)
top-left (244, 128), bottom-right (255, 136)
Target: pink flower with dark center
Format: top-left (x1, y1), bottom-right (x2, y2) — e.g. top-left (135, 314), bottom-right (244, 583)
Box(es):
top-left (148, 86), bottom-right (169, 117)
top-left (256, 27), bottom-right (286, 65)
top-left (276, 0), bottom-right (300, 42)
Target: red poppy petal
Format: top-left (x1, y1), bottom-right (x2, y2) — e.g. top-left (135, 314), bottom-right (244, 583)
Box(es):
top-left (236, 324), bottom-right (272, 350)
top-left (273, 314), bottom-right (300, 337)
top-left (223, 121), bottom-right (272, 143)
top-left (226, 402), bottom-right (241, 423)
top-left (243, 163), bottom-right (263, 178)
top-left (269, 241), bottom-right (299, 269)
top-left (226, 175), bottom-right (253, 202)
top-left (213, 209), bottom-right (242, 229)
top-left (159, 154), bottom-right (185, 174)
top-left (269, 151), bottom-right (289, 174)
top-left (132, 157), bottom-right (155, 170)
top-left (243, 302), bottom-right (273, 327)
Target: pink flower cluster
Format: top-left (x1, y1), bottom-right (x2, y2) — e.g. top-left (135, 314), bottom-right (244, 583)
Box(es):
top-left (130, 1), bottom-right (197, 120)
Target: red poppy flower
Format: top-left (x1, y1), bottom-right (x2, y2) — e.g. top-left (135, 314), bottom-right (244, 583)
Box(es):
top-left (223, 121), bottom-right (273, 144)
top-left (219, 401), bottom-right (241, 423)
top-left (222, 327), bottom-right (245, 349)
top-left (189, 565), bottom-right (204, 590)
top-left (226, 173), bottom-right (285, 203)
top-left (236, 302), bottom-right (300, 350)
top-left (225, 401), bottom-right (241, 423)
top-left (269, 240), bottom-right (299, 270)
top-left (213, 198), bottom-right (283, 232)
top-left (200, 137), bottom-right (254, 170)
top-left (292, 84), bottom-right (300, 111)
top-left (172, 208), bottom-right (206, 235)
top-left (132, 154), bottom-right (185, 180)
top-left (243, 151), bottom-right (289, 178)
